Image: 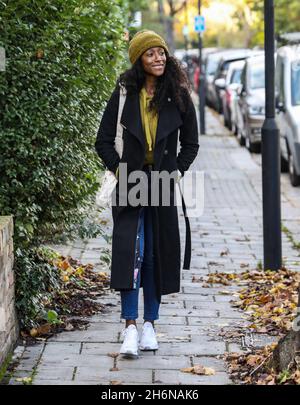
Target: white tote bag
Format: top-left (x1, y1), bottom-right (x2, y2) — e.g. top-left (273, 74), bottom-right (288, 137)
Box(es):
top-left (96, 84), bottom-right (127, 208)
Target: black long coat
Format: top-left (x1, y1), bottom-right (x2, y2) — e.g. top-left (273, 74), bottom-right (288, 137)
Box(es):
top-left (95, 83), bottom-right (199, 303)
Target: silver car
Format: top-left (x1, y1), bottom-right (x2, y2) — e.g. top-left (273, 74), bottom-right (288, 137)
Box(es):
top-left (215, 59), bottom-right (245, 131)
top-left (236, 54), bottom-right (266, 153)
top-left (275, 44), bottom-right (300, 186)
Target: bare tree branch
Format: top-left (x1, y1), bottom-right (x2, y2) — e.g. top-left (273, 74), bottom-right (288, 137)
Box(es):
top-left (172, 0), bottom-right (187, 17)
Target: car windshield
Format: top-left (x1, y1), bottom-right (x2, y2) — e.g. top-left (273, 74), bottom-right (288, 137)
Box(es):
top-left (219, 61), bottom-right (231, 78)
top-left (231, 68), bottom-right (242, 84)
top-left (206, 57), bottom-right (219, 75)
top-left (291, 60), bottom-right (300, 106)
top-left (249, 64), bottom-right (265, 89)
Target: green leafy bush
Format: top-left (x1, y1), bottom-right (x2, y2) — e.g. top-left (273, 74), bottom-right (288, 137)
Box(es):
top-left (0, 0), bottom-right (129, 248)
top-left (14, 246), bottom-right (63, 329)
top-left (0, 0), bottom-right (132, 328)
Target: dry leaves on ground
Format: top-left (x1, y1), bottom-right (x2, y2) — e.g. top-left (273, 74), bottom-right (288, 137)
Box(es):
top-left (21, 253), bottom-right (111, 341)
top-left (181, 365), bottom-right (216, 376)
top-left (225, 344), bottom-right (300, 385)
top-left (203, 267), bottom-right (300, 335)
top-left (205, 267), bottom-right (300, 384)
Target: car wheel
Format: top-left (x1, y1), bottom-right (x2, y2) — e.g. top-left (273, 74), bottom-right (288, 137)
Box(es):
top-left (224, 114), bottom-right (228, 128)
top-left (251, 142), bottom-right (261, 153)
top-left (232, 122), bottom-right (238, 136)
top-left (246, 135), bottom-right (261, 153)
top-left (237, 127), bottom-right (245, 146)
top-left (245, 125), bottom-right (261, 154)
top-left (288, 153), bottom-right (300, 187)
top-left (227, 115), bottom-right (232, 131)
top-left (280, 155), bottom-right (289, 173)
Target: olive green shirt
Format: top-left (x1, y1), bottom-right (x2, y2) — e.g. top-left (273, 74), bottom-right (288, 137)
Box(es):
top-left (115, 87), bottom-right (158, 178)
top-left (139, 87), bottom-right (158, 165)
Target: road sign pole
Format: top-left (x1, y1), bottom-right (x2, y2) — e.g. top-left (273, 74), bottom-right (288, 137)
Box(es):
top-left (197, 1), bottom-right (206, 135)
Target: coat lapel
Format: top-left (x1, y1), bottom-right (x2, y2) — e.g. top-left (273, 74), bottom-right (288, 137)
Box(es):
top-left (120, 92), bottom-right (145, 151)
top-left (120, 90), bottom-right (183, 155)
top-left (155, 98), bottom-right (183, 146)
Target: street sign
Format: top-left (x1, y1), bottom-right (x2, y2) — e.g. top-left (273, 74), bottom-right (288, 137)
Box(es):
top-left (194, 15), bottom-right (205, 33)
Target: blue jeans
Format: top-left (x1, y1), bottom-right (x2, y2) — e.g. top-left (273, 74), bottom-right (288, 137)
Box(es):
top-left (120, 206), bottom-right (160, 321)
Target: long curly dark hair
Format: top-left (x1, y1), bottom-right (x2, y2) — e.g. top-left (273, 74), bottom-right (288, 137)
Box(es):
top-left (117, 55), bottom-right (191, 114)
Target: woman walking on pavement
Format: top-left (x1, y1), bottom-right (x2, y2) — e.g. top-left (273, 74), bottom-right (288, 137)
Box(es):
top-left (95, 30), bottom-right (199, 358)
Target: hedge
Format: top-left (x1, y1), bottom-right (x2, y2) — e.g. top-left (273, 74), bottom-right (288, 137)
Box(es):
top-left (0, 0), bottom-right (129, 248)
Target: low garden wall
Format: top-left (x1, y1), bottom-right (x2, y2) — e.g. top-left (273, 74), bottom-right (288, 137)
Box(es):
top-left (0, 216), bottom-right (18, 367)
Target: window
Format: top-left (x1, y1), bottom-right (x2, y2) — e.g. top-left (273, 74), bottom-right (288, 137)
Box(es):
top-left (231, 68), bottom-right (243, 84)
top-left (291, 60), bottom-right (300, 106)
top-left (249, 64), bottom-right (265, 89)
top-left (220, 61), bottom-right (231, 78)
top-left (241, 65), bottom-right (247, 89)
top-left (275, 57), bottom-right (282, 101)
top-left (279, 59), bottom-right (285, 104)
top-left (275, 56), bottom-right (287, 106)
top-left (206, 58), bottom-right (219, 75)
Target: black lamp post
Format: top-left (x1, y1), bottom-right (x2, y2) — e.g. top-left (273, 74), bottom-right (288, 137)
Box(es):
top-left (261, 0), bottom-right (282, 271)
top-left (198, 0), bottom-right (206, 135)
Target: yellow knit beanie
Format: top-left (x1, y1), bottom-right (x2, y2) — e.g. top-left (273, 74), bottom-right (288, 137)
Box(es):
top-left (128, 29), bottom-right (169, 65)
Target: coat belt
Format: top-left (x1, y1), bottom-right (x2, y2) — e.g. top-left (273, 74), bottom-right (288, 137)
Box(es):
top-left (178, 185), bottom-right (191, 270)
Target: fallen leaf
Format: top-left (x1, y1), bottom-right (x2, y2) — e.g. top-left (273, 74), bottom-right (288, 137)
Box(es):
top-left (37, 323), bottom-right (51, 335)
top-left (156, 333), bottom-right (166, 337)
top-left (107, 352), bottom-right (119, 358)
top-left (202, 283), bottom-right (211, 288)
top-left (15, 377), bottom-right (32, 384)
top-left (29, 323), bottom-right (52, 337)
top-left (181, 365), bottom-right (216, 376)
top-left (246, 355), bottom-right (260, 367)
top-left (57, 259), bottom-right (70, 270)
top-left (29, 328), bottom-right (38, 337)
top-left (110, 380), bottom-right (123, 385)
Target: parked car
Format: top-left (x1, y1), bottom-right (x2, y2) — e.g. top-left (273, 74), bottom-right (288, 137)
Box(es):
top-left (212, 49), bottom-right (263, 113)
top-left (275, 44), bottom-right (300, 186)
top-left (192, 48), bottom-right (219, 93)
top-left (215, 59), bottom-right (245, 130)
top-left (174, 49), bottom-right (188, 74)
top-left (175, 47), bottom-right (219, 88)
top-left (205, 49), bottom-right (229, 107)
top-left (236, 54), bottom-right (266, 153)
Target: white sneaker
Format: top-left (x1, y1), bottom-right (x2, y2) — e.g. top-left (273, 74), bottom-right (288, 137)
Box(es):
top-left (119, 324), bottom-right (139, 358)
top-left (139, 321), bottom-right (159, 351)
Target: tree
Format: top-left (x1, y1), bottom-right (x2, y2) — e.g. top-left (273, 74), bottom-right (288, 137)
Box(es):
top-left (275, 0), bottom-right (300, 35)
top-left (157, 0), bottom-right (189, 54)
